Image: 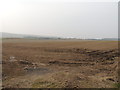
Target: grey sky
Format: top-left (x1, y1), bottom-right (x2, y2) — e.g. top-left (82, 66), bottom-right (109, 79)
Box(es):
top-left (0, 0), bottom-right (118, 38)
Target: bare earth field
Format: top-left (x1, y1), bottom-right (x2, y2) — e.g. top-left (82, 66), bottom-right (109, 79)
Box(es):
top-left (2, 39), bottom-right (119, 88)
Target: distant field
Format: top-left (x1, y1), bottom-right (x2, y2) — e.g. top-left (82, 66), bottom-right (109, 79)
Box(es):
top-left (2, 39), bottom-right (119, 88)
top-left (2, 38), bottom-right (118, 50)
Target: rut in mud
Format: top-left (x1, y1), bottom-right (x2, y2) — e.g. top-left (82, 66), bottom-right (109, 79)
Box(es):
top-left (47, 48), bottom-right (119, 65)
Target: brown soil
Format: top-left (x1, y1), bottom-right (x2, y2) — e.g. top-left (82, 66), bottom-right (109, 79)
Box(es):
top-left (2, 39), bottom-right (119, 88)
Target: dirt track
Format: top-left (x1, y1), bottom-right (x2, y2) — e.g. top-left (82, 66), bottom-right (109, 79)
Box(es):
top-left (2, 39), bottom-right (119, 88)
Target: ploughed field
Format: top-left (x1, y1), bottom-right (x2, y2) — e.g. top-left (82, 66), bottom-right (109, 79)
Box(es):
top-left (2, 39), bottom-right (119, 88)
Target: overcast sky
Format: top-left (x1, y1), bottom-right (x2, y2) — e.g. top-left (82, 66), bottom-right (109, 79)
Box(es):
top-left (0, 0), bottom-right (119, 38)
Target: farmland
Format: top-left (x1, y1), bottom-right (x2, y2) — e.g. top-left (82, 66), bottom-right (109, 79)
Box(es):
top-left (2, 39), bottom-right (119, 88)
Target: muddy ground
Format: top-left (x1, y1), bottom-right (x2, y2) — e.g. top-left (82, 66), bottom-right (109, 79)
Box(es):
top-left (2, 39), bottom-right (119, 88)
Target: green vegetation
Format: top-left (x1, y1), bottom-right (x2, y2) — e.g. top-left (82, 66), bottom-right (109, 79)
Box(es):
top-left (114, 83), bottom-right (120, 89)
top-left (32, 79), bottom-right (58, 88)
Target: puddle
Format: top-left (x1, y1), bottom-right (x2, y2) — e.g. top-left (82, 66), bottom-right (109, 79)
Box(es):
top-left (25, 67), bottom-right (51, 75)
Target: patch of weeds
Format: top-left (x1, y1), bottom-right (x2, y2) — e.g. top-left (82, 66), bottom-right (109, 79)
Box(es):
top-left (114, 83), bottom-right (120, 89)
top-left (32, 79), bottom-right (58, 88)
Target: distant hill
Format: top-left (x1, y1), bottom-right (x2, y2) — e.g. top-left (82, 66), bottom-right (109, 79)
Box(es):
top-left (0, 32), bottom-right (61, 40)
top-left (0, 32), bottom-right (119, 41)
top-left (1, 32), bottom-right (25, 38)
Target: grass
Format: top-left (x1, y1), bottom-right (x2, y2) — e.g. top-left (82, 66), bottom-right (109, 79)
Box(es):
top-left (114, 83), bottom-right (120, 89)
top-left (32, 78), bottom-right (60, 88)
top-left (32, 71), bottom-right (70, 88)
